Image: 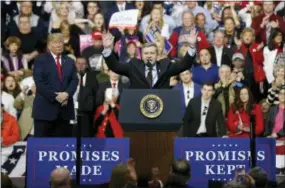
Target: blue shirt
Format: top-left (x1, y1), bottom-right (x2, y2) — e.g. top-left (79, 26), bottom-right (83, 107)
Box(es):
top-left (192, 64), bottom-right (219, 85)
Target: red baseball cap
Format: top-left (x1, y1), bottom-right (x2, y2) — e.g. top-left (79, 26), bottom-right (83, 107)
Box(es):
top-left (92, 31), bottom-right (102, 40)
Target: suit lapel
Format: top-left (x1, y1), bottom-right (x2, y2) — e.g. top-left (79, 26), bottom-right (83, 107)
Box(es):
top-left (196, 98), bottom-right (202, 129)
top-left (205, 99), bottom-right (214, 128)
top-left (61, 56), bottom-right (67, 82)
top-left (181, 84), bottom-right (186, 107)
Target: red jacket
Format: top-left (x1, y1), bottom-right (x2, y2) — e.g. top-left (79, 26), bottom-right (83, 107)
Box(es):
top-left (227, 104), bottom-right (264, 138)
top-left (168, 26), bottom-right (210, 58)
top-left (251, 13), bottom-right (285, 44)
top-left (1, 111), bottom-right (20, 146)
top-left (94, 104), bottom-right (123, 138)
top-left (240, 42), bottom-right (265, 83)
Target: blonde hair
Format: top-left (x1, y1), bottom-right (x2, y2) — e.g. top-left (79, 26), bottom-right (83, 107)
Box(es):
top-left (149, 8), bottom-right (164, 29)
top-left (47, 33), bottom-right (64, 44)
top-left (241, 28), bottom-right (256, 41)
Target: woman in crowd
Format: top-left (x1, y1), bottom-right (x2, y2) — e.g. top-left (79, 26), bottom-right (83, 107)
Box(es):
top-left (92, 12), bottom-right (107, 33)
top-left (2, 36), bottom-right (29, 80)
top-left (3, 75), bottom-right (21, 99)
top-left (214, 65), bottom-right (235, 117)
top-left (14, 84), bottom-right (36, 140)
top-left (223, 17), bottom-right (241, 50)
top-left (239, 28), bottom-right (265, 101)
top-left (263, 28), bottom-right (284, 84)
top-left (134, 1), bottom-right (151, 25)
top-left (94, 88), bottom-right (123, 138)
top-left (227, 87), bottom-right (264, 137)
top-left (144, 8), bottom-right (171, 41)
top-left (264, 86), bottom-right (285, 138)
top-left (260, 99), bottom-right (271, 125)
top-left (1, 106), bottom-right (20, 147)
top-left (267, 64), bottom-right (285, 105)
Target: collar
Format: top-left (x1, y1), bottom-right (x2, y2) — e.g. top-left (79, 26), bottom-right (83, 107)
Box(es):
top-left (145, 63), bottom-right (157, 70)
top-left (202, 98), bottom-right (211, 106)
top-left (183, 82), bottom-right (193, 88)
top-left (50, 52), bottom-right (61, 60)
top-left (214, 45), bottom-right (223, 51)
top-left (110, 80), bottom-right (119, 85)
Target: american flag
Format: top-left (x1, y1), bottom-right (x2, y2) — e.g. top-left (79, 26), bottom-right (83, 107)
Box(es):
top-left (1, 142), bottom-right (26, 177)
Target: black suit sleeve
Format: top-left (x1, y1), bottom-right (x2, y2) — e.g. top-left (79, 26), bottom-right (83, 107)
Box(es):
top-left (103, 52), bottom-right (131, 77)
top-left (96, 84), bottom-right (106, 107)
top-left (216, 102), bottom-right (227, 136)
top-left (264, 107), bottom-right (273, 136)
top-left (167, 51), bottom-right (196, 77)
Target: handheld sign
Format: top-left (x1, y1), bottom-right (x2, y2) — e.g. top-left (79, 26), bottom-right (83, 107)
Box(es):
top-left (109, 9), bottom-right (139, 29)
top-left (27, 138), bottom-right (129, 188)
top-left (174, 138), bottom-right (276, 188)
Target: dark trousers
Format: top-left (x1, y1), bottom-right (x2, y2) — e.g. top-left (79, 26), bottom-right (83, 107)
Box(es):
top-left (34, 117), bottom-right (72, 137)
top-left (72, 113), bottom-right (94, 137)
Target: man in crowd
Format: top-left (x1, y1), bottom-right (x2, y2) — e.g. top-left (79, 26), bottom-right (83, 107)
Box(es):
top-left (73, 56), bottom-right (98, 137)
top-left (208, 30), bottom-right (233, 67)
top-left (33, 33), bottom-right (78, 137)
top-left (50, 167), bottom-right (72, 188)
top-left (101, 30), bottom-right (198, 89)
top-left (183, 83), bottom-right (226, 137)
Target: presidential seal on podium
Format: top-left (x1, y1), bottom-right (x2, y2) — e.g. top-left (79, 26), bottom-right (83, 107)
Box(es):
top-left (140, 94), bottom-right (163, 118)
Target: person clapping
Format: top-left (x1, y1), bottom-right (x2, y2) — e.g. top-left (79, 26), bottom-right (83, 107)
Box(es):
top-left (94, 88), bottom-right (123, 138)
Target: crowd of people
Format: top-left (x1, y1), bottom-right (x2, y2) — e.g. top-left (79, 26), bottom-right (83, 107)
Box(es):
top-left (1, 0), bottom-right (285, 187)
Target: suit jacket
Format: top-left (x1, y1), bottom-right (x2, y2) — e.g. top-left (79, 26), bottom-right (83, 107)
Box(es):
top-left (183, 97), bottom-right (226, 137)
top-left (96, 80), bottom-right (129, 106)
top-left (32, 52), bottom-right (78, 121)
top-left (173, 82), bottom-right (201, 116)
top-left (208, 46), bottom-right (233, 67)
top-left (78, 70), bottom-right (99, 113)
top-left (103, 52), bottom-right (195, 89)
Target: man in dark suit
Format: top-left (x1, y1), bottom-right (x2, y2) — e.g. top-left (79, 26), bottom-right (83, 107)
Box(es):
top-left (96, 70), bottom-right (129, 106)
top-left (33, 33), bottom-right (78, 137)
top-left (101, 31), bottom-right (198, 89)
top-left (74, 57), bottom-right (98, 137)
top-left (173, 69), bottom-right (201, 117)
top-left (183, 83), bottom-right (227, 137)
top-left (208, 30), bottom-right (233, 67)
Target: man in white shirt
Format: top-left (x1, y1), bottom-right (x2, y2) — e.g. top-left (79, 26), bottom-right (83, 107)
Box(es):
top-left (183, 83), bottom-right (226, 137)
top-left (173, 70), bottom-right (201, 116)
top-left (208, 30), bottom-right (233, 67)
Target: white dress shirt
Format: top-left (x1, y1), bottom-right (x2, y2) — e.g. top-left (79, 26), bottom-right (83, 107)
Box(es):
top-left (183, 83), bottom-right (194, 106)
top-left (196, 99), bottom-right (210, 134)
top-left (50, 52), bottom-right (62, 65)
top-left (214, 46), bottom-right (223, 67)
top-left (145, 65), bottom-right (158, 87)
top-left (111, 80), bottom-right (119, 89)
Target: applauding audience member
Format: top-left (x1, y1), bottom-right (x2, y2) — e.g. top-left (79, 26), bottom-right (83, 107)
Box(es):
top-left (264, 86), bottom-right (285, 138)
top-left (227, 87), bottom-right (264, 138)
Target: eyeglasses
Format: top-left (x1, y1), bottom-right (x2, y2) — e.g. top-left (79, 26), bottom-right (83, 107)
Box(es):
top-left (187, 90), bottom-right (190, 99)
top-left (202, 106), bottom-right (208, 116)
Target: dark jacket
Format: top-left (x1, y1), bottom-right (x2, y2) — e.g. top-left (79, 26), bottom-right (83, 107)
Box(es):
top-left (183, 97), bottom-right (226, 137)
top-left (264, 105), bottom-right (285, 137)
top-left (208, 46), bottom-right (233, 67)
top-left (32, 52), bottom-right (78, 121)
top-left (103, 52), bottom-right (195, 89)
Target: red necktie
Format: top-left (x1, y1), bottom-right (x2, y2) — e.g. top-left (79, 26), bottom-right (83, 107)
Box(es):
top-left (56, 56), bottom-right (62, 81)
top-left (112, 83), bottom-right (116, 88)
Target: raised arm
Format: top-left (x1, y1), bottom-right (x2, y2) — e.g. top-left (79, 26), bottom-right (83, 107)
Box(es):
top-left (168, 29), bottom-right (198, 76)
top-left (101, 33), bottom-right (131, 77)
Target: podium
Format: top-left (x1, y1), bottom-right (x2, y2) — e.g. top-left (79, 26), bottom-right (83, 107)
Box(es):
top-left (119, 89), bottom-right (182, 180)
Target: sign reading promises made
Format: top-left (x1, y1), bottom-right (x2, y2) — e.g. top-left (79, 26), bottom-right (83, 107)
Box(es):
top-left (27, 138), bottom-right (129, 188)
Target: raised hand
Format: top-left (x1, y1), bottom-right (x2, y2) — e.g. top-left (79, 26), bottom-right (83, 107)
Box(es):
top-left (186, 29), bottom-right (198, 48)
top-left (102, 32), bottom-right (114, 49)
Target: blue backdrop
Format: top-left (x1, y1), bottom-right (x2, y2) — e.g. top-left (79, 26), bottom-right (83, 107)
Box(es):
top-left (174, 138), bottom-right (276, 188)
top-left (27, 138), bottom-right (129, 188)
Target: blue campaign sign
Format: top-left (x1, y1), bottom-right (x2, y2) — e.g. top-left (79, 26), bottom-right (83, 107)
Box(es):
top-left (27, 138), bottom-right (129, 188)
top-left (174, 138), bottom-right (276, 188)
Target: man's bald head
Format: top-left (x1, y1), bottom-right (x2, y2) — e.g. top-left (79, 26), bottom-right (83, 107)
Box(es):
top-left (50, 167), bottom-right (71, 188)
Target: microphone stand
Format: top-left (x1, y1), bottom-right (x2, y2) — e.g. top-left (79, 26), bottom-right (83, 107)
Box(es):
top-left (249, 114), bottom-right (256, 168)
top-left (75, 72), bottom-right (84, 185)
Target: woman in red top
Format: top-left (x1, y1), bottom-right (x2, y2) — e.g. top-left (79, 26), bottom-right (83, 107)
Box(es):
top-left (227, 87), bottom-right (264, 138)
top-left (94, 88), bottom-right (123, 138)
